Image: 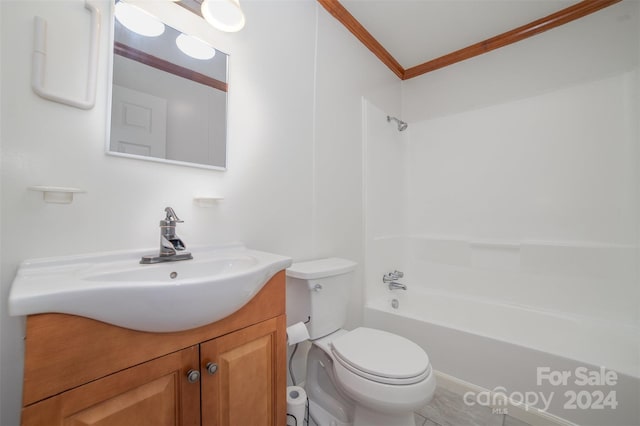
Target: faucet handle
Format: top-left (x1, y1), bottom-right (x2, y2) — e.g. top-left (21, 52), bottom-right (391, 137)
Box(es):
top-left (392, 270), bottom-right (404, 278)
top-left (164, 207), bottom-right (184, 223)
top-left (383, 270), bottom-right (404, 283)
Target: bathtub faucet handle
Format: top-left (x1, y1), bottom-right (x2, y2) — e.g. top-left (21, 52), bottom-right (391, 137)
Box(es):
top-left (383, 270), bottom-right (404, 283)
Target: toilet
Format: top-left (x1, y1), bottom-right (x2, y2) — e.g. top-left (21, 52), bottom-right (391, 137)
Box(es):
top-left (286, 258), bottom-right (436, 426)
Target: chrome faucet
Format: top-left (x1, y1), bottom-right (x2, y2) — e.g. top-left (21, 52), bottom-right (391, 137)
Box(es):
top-left (388, 281), bottom-right (407, 290)
top-left (383, 270), bottom-right (407, 290)
top-left (140, 207), bottom-right (193, 264)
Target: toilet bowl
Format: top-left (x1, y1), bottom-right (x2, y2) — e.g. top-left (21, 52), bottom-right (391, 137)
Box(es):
top-left (310, 327), bottom-right (436, 426)
top-left (286, 258), bottom-right (436, 426)
top-left (331, 327), bottom-right (435, 413)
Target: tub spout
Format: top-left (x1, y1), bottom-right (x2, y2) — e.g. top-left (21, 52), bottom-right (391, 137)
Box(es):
top-left (388, 282), bottom-right (407, 291)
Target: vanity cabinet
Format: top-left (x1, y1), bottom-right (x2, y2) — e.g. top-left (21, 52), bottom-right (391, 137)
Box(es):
top-left (19, 272), bottom-right (287, 426)
top-left (201, 318), bottom-right (282, 426)
top-left (21, 346), bottom-right (201, 425)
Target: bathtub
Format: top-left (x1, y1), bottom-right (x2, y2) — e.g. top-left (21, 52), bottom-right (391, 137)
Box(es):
top-left (364, 290), bottom-right (640, 426)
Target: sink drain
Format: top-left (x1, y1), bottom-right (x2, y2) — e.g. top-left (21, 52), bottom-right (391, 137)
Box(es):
top-left (170, 272), bottom-right (178, 279)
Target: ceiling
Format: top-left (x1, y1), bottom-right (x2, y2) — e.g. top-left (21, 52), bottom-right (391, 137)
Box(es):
top-left (324, 0), bottom-right (619, 79)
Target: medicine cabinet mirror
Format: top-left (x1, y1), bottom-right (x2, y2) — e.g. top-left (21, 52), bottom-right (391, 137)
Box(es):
top-left (107, 2), bottom-right (228, 170)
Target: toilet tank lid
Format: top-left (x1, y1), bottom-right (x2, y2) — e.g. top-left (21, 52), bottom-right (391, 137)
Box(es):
top-left (286, 258), bottom-right (357, 279)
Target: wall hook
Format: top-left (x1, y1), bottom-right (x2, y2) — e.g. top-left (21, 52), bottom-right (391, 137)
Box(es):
top-left (31, 0), bottom-right (101, 109)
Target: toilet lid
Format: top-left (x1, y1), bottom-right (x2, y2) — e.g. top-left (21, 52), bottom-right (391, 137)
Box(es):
top-left (330, 327), bottom-right (430, 383)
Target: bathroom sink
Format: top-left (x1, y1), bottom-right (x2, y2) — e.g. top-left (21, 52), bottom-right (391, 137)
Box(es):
top-left (8, 243), bottom-right (292, 332)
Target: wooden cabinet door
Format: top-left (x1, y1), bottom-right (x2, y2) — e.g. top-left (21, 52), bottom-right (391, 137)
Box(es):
top-left (22, 346), bottom-right (201, 426)
top-left (200, 316), bottom-right (286, 426)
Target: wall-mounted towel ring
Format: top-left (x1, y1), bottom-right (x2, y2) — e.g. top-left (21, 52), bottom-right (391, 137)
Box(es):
top-left (31, 0), bottom-right (101, 110)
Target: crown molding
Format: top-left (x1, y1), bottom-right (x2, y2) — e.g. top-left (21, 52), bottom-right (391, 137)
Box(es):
top-left (318, 0), bottom-right (622, 80)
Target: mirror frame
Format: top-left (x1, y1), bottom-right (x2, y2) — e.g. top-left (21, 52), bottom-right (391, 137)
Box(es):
top-left (105, 1), bottom-right (229, 171)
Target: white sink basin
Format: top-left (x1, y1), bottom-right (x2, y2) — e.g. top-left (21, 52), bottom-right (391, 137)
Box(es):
top-left (8, 243), bottom-right (292, 332)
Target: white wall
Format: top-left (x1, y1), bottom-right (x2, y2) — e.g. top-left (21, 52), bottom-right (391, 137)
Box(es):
top-left (284, 6), bottom-right (401, 386)
top-left (313, 9), bottom-right (401, 330)
top-left (0, 1), bottom-right (400, 424)
top-left (405, 71), bottom-right (639, 324)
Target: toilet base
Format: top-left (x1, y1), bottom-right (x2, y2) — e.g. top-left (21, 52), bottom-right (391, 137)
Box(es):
top-left (308, 399), bottom-right (351, 426)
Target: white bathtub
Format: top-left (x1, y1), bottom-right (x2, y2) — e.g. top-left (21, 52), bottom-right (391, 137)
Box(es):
top-left (364, 290), bottom-right (640, 426)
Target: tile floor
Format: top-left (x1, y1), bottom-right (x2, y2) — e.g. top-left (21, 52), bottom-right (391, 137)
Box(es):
top-left (415, 387), bottom-right (533, 426)
top-left (305, 386), bottom-right (534, 426)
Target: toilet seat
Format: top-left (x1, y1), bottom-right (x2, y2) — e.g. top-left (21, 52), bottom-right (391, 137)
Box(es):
top-left (330, 327), bottom-right (430, 385)
top-left (309, 327), bottom-right (437, 418)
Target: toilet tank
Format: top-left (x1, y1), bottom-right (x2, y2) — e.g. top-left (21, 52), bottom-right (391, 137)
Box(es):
top-left (286, 258), bottom-right (357, 340)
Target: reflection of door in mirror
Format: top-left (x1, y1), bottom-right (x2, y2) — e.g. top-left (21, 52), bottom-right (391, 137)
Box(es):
top-left (111, 85), bottom-right (167, 158)
top-left (108, 6), bottom-right (229, 170)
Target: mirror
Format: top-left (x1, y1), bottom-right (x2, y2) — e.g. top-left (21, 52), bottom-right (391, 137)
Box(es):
top-left (107, 3), bottom-right (228, 170)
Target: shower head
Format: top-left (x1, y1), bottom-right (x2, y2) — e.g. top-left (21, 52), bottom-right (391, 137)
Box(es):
top-left (387, 115), bottom-right (408, 132)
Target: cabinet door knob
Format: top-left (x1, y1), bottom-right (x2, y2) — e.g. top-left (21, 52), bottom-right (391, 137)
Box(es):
top-left (206, 362), bottom-right (218, 375)
top-left (186, 369), bottom-right (200, 383)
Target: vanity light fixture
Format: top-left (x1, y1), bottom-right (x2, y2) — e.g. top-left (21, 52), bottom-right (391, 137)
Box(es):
top-left (176, 33), bottom-right (216, 60)
top-left (201, 0), bottom-right (246, 32)
top-left (115, 1), bottom-right (165, 37)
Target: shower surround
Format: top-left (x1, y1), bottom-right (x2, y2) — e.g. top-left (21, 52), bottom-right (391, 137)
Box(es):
top-left (363, 65), bottom-right (639, 426)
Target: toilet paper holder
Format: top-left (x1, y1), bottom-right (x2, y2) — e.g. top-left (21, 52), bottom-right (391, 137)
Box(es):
top-left (287, 320), bottom-right (311, 347)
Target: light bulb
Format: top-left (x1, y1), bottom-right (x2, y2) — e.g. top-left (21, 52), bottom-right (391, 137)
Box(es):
top-left (115, 2), bottom-right (165, 37)
top-left (176, 34), bottom-right (216, 60)
top-left (201, 0), bottom-right (246, 33)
